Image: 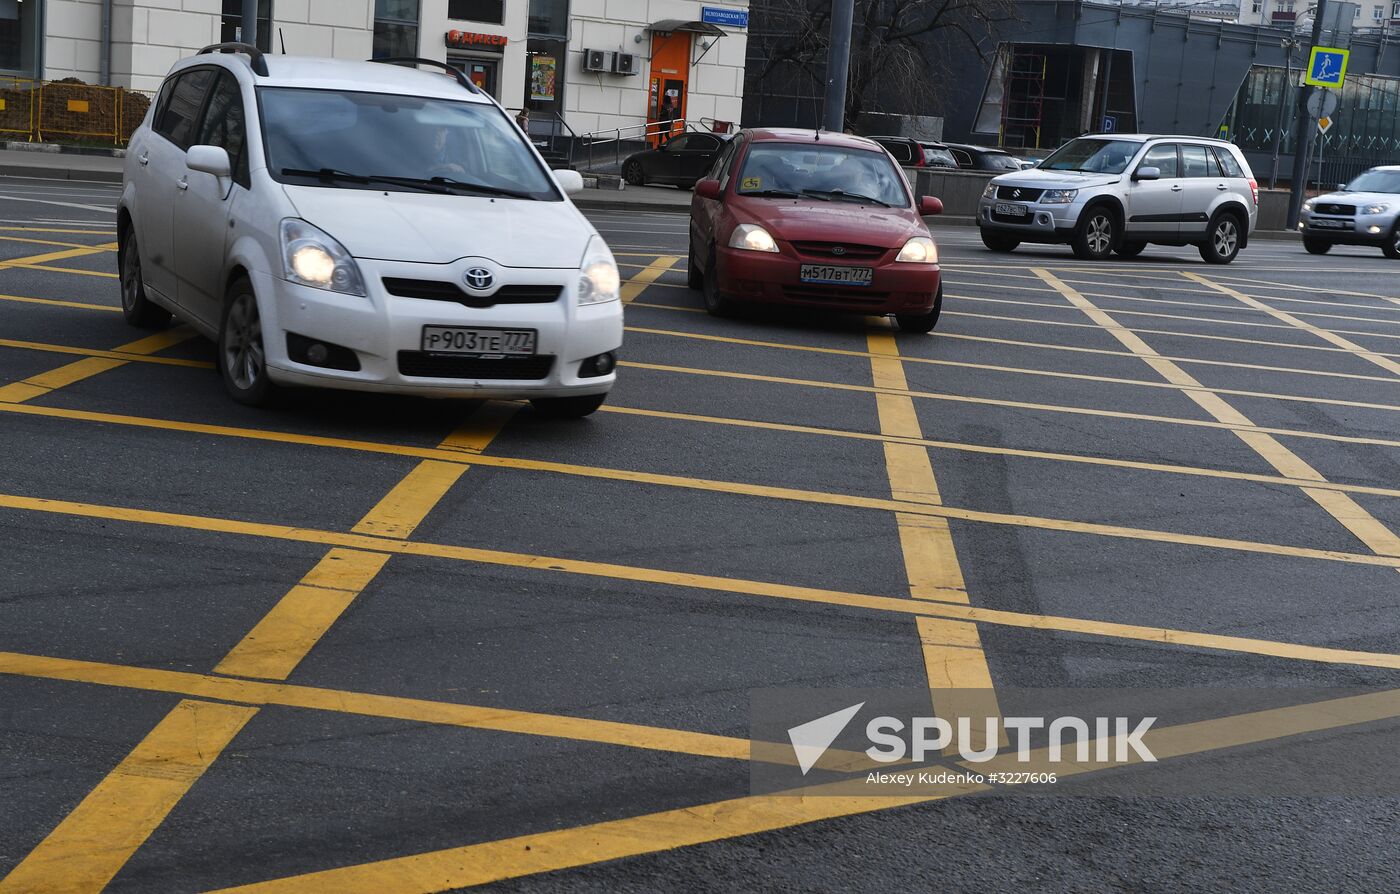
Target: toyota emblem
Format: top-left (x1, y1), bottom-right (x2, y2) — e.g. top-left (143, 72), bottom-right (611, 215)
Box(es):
top-left (463, 267), bottom-right (494, 291)
top-left (831, 246), bottom-right (847, 256)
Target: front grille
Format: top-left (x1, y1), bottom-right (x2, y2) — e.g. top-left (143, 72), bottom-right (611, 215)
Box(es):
top-left (1316, 203), bottom-right (1355, 216)
top-left (783, 285), bottom-right (890, 306)
top-left (790, 241), bottom-right (886, 260)
top-left (383, 278), bottom-right (563, 308)
top-left (997, 185), bottom-right (1044, 201)
top-left (991, 210), bottom-right (1034, 225)
top-left (397, 352), bottom-right (556, 380)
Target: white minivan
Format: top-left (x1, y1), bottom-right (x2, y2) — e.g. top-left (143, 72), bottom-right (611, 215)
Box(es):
top-left (119, 45), bottom-right (623, 417)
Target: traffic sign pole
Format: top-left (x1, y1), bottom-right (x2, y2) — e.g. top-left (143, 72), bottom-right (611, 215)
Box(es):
top-left (1287, 0), bottom-right (1329, 229)
top-left (822, 0), bottom-right (855, 133)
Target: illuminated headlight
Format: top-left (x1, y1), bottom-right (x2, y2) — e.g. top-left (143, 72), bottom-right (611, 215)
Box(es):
top-left (1302, 199), bottom-right (1315, 213)
top-left (729, 223), bottom-right (779, 253)
top-left (982, 182), bottom-right (998, 199)
top-left (577, 235), bottom-right (620, 305)
top-left (280, 219), bottom-right (366, 296)
top-left (896, 236), bottom-right (938, 263)
top-left (1362, 203), bottom-right (1391, 215)
top-left (1040, 189), bottom-right (1078, 205)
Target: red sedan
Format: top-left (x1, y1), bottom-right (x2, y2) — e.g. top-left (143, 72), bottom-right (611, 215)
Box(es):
top-left (688, 128), bottom-right (945, 332)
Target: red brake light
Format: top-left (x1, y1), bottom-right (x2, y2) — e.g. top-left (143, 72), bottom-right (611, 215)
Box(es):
top-left (1248, 179), bottom-right (1259, 205)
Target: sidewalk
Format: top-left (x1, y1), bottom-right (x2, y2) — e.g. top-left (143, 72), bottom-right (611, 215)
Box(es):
top-left (0, 147), bottom-right (125, 182)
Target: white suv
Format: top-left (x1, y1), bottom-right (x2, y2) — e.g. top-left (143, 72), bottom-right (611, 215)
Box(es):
top-left (119, 45), bottom-right (623, 417)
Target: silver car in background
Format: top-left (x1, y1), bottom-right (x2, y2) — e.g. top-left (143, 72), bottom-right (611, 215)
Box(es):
top-left (1298, 166), bottom-right (1400, 258)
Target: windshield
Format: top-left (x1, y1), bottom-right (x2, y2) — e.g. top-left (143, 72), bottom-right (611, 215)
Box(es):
top-left (259, 87), bottom-right (559, 200)
top-left (1344, 169), bottom-right (1400, 194)
top-left (1039, 138), bottom-right (1142, 174)
top-left (736, 144), bottom-right (910, 207)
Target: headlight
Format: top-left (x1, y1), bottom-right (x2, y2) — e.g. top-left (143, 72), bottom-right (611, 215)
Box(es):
top-left (280, 219), bottom-right (366, 296)
top-left (982, 182), bottom-right (998, 199)
top-left (729, 223), bottom-right (779, 253)
top-left (578, 235), bottom-right (620, 305)
top-left (896, 236), bottom-right (938, 263)
top-left (1362, 203), bottom-right (1391, 215)
top-left (1302, 199), bottom-right (1315, 212)
top-left (1040, 189), bottom-right (1078, 205)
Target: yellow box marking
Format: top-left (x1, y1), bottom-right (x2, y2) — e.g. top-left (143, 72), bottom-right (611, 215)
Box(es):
top-left (620, 255), bottom-right (680, 304)
top-left (66, 99), bottom-right (91, 113)
top-left (351, 460), bottom-right (469, 540)
top-left (437, 401), bottom-right (520, 454)
top-left (0, 700), bottom-right (256, 894)
top-left (0, 327), bottom-right (195, 405)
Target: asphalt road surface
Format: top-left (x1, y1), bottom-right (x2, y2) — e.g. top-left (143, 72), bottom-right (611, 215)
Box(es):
top-left (1, 174), bottom-right (1399, 893)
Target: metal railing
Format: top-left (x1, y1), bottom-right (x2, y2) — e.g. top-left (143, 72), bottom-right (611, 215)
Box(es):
top-left (506, 108), bottom-right (577, 167)
top-left (578, 118), bottom-right (699, 173)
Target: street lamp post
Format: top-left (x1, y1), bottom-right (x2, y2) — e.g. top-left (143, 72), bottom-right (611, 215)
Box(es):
top-left (242, 0), bottom-right (259, 48)
top-left (823, 0), bottom-right (856, 132)
top-left (1268, 38), bottom-right (1298, 190)
top-left (1287, 0), bottom-right (1329, 227)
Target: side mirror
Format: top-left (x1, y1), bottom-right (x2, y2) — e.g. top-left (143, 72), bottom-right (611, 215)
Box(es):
top-left (695, 179), bottom-right (722, 201)
top-left (187, 145), bottom-right (231, 179)
top-left (919, 195), bottom-right (944, 216)
top-left (553, 169), bottom-right (584, 195)
top-left (1132, 166), bottom-right (1161, 182)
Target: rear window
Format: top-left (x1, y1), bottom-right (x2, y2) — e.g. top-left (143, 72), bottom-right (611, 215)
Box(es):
top-left (877, 140), bottom-right (914, 164)
top-left (1213, 147), bottom-right (1245, 178)
top-left (923, 147), bottom-right (957, 167)
top-left (984, 153), bottom-right (1022, 171)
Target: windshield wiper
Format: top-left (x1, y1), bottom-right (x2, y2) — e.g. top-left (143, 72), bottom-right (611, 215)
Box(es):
top-left (280, 168), bottom-right (452, 194)
top-left (744, 189), bottom-right (803, 199)
top-left (427, 176), bottom-right (535, 200)
top-left (803, 189), bottom-right (892, 207)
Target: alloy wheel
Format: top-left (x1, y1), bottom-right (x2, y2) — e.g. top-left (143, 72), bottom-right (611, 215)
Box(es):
top-left (1214, 219), bottom-right (1238, 258)
top-left (1087, 214), bottom-right (1113, 255)
top-left (121, 245), bottom-right (141, 313)
top-left (223, 292), bottom-right (265, 391)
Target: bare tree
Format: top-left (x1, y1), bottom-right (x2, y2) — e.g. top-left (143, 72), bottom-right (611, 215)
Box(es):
top-left (750, 0), bottom-right (1019, 128)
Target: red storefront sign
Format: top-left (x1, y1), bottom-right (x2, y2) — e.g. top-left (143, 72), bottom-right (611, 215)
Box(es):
top-left (446, 31), bottom-right (509, 49)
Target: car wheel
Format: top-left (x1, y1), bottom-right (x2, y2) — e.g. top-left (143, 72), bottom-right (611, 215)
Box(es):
top-left (702, 246), bottom-right (735, 316)
top-left (980, 230), bottom-right (1020, 252)
top-left (119, 229), bottom-right (171, 329)
top-left (1199, 213), bottom-right (1242, 264)
top-left (1303, 237), bottom-right (1332, 255)
top-left (1071, 206), bottom-right (1116, 261)
top-left (1384, 225), bottom-right (1400, 260)
top-left (895, 284), bottom-right (943, 334)
top-left (1114, 241), bottom-right (1146, 259)
top-left (219, 278), bottom-right (277, 407)
top-left (531, 393), bottom-right (607, 419)
top-left (687, 240), bottom-right (703, 290)
top-left (624, 160), bottom-right (645, 186)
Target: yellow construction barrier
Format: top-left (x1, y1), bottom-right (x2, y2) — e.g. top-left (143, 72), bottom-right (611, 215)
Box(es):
top-left (38, 81), bottom-right (122, 144)
top-left (0, 77), bottom-right (37, 141)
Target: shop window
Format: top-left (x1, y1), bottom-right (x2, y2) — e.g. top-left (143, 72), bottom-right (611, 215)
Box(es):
top-left (374, 0), bottom-right (421, 58)
top-left (528, 0), bottom-right (569, 36)
top-left (221, 0), bottom-right (273, 52)
top-left (450, 0), bottom-right (505, 23)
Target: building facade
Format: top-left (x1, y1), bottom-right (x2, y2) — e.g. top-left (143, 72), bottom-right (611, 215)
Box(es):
top-left (22, 0), bottom-right (747, 142)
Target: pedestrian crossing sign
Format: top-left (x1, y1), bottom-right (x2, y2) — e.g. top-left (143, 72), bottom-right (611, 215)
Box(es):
top-left (1304, 46), bottom-right (1349, 88)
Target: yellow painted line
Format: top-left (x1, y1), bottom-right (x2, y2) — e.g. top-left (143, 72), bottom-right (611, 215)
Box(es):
top-left (0, 226), bottom-right (117, 236)
top-left (0, 327), bottom-right (195, 404)
top-left (621, 255), bottom-right (680, 303)
top-left (0, 650), bottom-right (752, 762)
top-left (203, 689), bottom-right (1400, 893)
top-left (868, 328), bottom-right (1003, 751)
top-left (0, 234), bottom-right (113, 251)
top-left (1038, 268), bottom-right (1400, 563)
top-left (0, 292), bottom-right (120, 313)
top-left (8, 262), bottom-right (119, 278)
top-left (629, 324), bottom-right (1400, 418)
top-left (1185, 271), bottom-right (1400, 379)
top-left (0, 337), bottom-right (211, 369)
top-left (1203, 272), bottom-right (1400, 306)
top-left (352, 461), bottom-right (468, 539)
top-left (0, 700), bottom-right (257, 894)
top-left (0, 244), bottom-right (111, 268)
top-left (5, 491), bottom-right (1400, 669)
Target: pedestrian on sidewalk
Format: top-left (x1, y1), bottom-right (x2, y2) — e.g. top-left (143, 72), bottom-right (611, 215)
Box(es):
top-left (515, 108), bottom-right (530, 133)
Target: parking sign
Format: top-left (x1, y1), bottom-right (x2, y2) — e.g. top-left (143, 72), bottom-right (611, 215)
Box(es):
top-left (1304, 46), bottom-right (1349, 88)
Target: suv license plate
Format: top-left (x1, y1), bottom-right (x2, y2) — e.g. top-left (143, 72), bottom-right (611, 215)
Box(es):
top-left (800, 265), bottom-right (873, 286)
top-left (422, 326), bottom-right (536, 356)
top-left (994, 202), bottom-right (1029, 216)
top-left (1309, 219), bottom-right (1348, 229)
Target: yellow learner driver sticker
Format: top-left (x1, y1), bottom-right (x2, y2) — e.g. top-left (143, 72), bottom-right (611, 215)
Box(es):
top-left (741, 177), bottom-right (762, 189)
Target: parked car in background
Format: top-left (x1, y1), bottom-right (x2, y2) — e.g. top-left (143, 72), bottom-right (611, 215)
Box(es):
top-left (944, 142), bottom-right (1024, 172)
top-left (689, 128), bottom-right (946, 332)
top-left (1298, 165), bottom-right (1400, 258)
top-left (976, 134), bottom-right (1258, 263)
top-left (622, 132), bottom-right (730, 189)
top-left (1016, 155), bottom-right (1043, 170)
top-left (868, 135), bottom-right (927, 168)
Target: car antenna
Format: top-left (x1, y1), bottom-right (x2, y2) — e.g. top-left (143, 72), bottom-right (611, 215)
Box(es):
top-left (814, 128), bottom-right (821, 142)
top-left (279, 28), bottom-right (287, 53)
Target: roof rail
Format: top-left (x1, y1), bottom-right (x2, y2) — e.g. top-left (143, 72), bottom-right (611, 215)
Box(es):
top-left (197, 42), bottom-right (270, 77)
top-left (369, 56), bottom-right (482, 94)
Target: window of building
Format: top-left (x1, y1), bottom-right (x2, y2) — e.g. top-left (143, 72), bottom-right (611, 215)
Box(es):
top-left (1353, 5), bottom-right (1361, 17)
top-left (450, 0), bottom-right (505, 23)
top-left (374, 0), bottom-right (421, 58)
top-left (1251, 1), bottom-right (1262, 13)
top-left (1393, 0), bottom-right (1400, 17)
top-left (1374, 5), bottom-right (1385, 19)
top-left (528, 0), bottom-right (569, 36)
top-left (0, 0), bottom-right (42, 75)
top-left (221, 0), bottom-right (273, 52)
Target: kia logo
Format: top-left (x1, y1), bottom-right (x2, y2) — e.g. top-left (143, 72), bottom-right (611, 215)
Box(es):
top-left (463, 267), bottom-right (494, 291)
top-left (831, 246), bottom-right (847, 256)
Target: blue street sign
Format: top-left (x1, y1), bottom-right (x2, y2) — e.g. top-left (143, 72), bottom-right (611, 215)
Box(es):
top-left (1102, 116), bottom-right (1117, 133)
top-left (1305, 46), bottom-right (1349, 88)
top-left (701, 6), bottom-right (749, 28)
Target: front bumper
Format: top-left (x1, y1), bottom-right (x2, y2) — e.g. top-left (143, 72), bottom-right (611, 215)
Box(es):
top-left (977, 197), bottom-right (1082, 243)
top-left (714, 245), bottom-right (940, 314)
top-left (252, 258), bottom-right (624, 399)
top-left (1298, 211), bottom-right (1397, 245)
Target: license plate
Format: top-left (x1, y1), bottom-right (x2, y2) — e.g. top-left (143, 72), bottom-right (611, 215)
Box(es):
top-left (800, 265), bottom-right (873, 286)
top-left (1309, 218), bottom-right (1348, 229)
top-left (994, 202), bottom-right (1029, 216)
top-left (421, 326), bottom-right (536, 356)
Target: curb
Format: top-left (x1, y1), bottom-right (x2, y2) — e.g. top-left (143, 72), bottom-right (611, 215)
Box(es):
top-left (0, 163), bottom-right (123, 183)
top-left (4, 141), bottom-right (126, 158)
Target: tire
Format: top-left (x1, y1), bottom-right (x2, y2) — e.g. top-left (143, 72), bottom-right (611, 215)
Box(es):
top-left (894, 284), bottom-right (944, 334)
top-left (1071, 205), bottom-right (1117, 261)
top-left (1199, 213), bottom-right (1243, 264)
top-left (531, 393), bottom-right (607, 419)
top-left (1303, 237), bottom-right (1332, 255)
top-left (980, 230), bottom-right (1020, 252)
top-left (218, 278), bottom-right (277, 407)
top-left (1384, 225), bottom-right (1400, 260)
top-left (119, 229), bottom-right (171, 329)
top-left (623, 160), bottom-right (645, 186)
top-left (701, 246), bottom-right (736, 316)
top-left (1114, 241), bottom-right (1146, 259)
top-left (686, 240), bottom-right (703, 290)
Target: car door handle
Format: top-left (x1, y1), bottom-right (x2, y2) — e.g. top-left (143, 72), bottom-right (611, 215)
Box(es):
top-left (138, 152), bottom-right (149, 166)
top-left (176, 177), bottom-right (189, 191)
top-left (1170, 185), bottom-right (1184, 192)
top-left (1216, 184), bottom-right (1228, 190)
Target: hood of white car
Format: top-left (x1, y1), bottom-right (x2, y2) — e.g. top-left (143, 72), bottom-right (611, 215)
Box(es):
top-left (281, 186), bottom-right (594, 267)
top-left (990, 169), bottom-right (1123, 190)
top-left (1312, 190), bottom-right (1400, 209)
